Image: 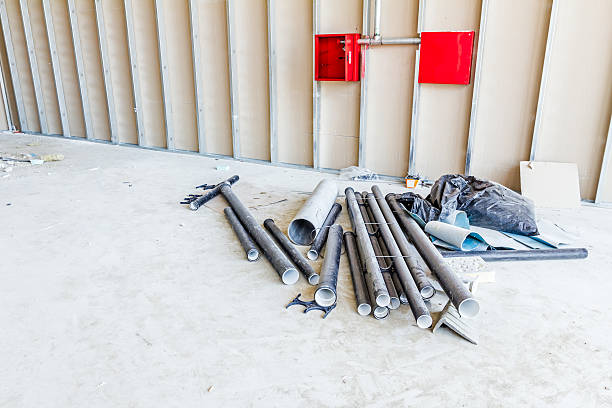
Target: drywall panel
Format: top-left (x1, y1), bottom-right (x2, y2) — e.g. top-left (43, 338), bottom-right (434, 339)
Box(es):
top-left (73, 0), bottom-right (109, 140)
top-left (6, 0), bottom-right (39, 132)
top-left (129, 0), bottom-right (165, 147)
top-left (363, 0), bottom-right (417, 176)
top-left (0, 20), bottom-right (18, 129)
top-left (193, 0), bottom-right (231, 156)
top-left (596, 116), bottom-right (612, 203)
top-left (27, 0), bottom-right (61, 134)
top-left (533, 0), bottom-right (612, 200)
top-left (101, 0), bottom-right (136, 144)
top-left (233, 0), bottom-right (269, 160)
top-left (412, 0), bottom-right (480, 180)
top-left (469, 0), bottom-right (551, 191)
top-left (318, 0), bottom-right (361, 170)
top-left (157, 0), bottom-right (197, 151)
top-left (274, 0), bottom-right (312, 166)
top-left (48, 0), bottom-right (85, 137)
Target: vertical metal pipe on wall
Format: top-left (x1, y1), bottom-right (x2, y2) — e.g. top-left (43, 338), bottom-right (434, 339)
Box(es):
top-left (94, 0), bottom-right (119, 144)
top-left (312, 0), bottom-right (320, 169)
top-left (19, 0), bottom-right (47, 134)
top-left (465, 0), bottom-right (489, 175)
top-left (358, 0), bottom-right (370, 168)
top-left (407, 0), bottom-right (424, 176)
top-left (123, 0), bottom-right (146, 146)
top-left (154, 0), bottom-right (174, 150)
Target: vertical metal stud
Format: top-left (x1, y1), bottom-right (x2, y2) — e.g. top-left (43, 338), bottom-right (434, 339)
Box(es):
top-left (312, 0), bottom-right (320, 169)
top-left (595, 114), bottom-right (612, 204)
top-left (189, 0), bottom-right (206, 153)
top-left (267, 0), bottom-right (278, 163)
top-left (42, 0), bottom-right (70, 136)
top-left (357, 0), bottom-right (370, 168)
top-left (154, 0), bottom-right (173, 150)
top-left (0, 44), bottom-right (13, 130)
top-left (465, 0), bottom-right (489, 174)
top-left (19, 0), bottom-right (47, 134)
top-left (94, 0), bottom-right (119, 144)
top-left (0, 0), bottom-right (27, 130)
top-left (67, 0), bottom-right (94, 139)
top-left (530, 0), bottom-right (558, 161)
top-left (226, 0), bottom-right (240, 158)
top-left (123, 0), bottom-right (145, 146)
top-left (407, 0), bottom-right (425, 176)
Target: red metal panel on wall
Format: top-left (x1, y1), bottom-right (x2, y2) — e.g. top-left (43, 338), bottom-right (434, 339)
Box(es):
top-left (418, 31), bottom-right (474, 85)
top-left (315, 33), bottom-right (361, 81)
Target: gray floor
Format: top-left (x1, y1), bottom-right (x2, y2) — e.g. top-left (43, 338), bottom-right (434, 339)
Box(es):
top-left (1, 132), bottom-right (611, 407)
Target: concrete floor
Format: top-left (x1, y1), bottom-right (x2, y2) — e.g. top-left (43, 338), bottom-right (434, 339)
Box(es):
top-left (1, 132), bottom-right (612, 407)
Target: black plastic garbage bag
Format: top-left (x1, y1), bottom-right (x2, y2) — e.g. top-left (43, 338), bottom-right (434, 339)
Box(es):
top-left (398, 174), bottom-right (538, 235)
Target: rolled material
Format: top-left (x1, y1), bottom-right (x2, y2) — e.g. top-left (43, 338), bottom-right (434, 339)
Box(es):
top-left (314, 224), bottom-right (343, 307)
top-left (387, 194), bottom-right (480, 318)
top-left (190, 175), bottom-right (239, 210)
top-left (288, 179), bottom-right (339, 245)
top-left (367, 192), bottom-right (432, 328)
top-left (263, 219), bottom-right (319, 285)
top-left (224, 207), bottom-right (259, 261)
top-left (345, 188), bottom-right (390, 307)
top-left (440, 248), bottom-right (589, 262)
top-left (344, 231), bottom-right (372, 316)
top-left (371, 185), bottom-right (435, 299)
top-left (220, 184), bottom-right (299, 285)
top-left (307, 202), bottom-right (342, 260)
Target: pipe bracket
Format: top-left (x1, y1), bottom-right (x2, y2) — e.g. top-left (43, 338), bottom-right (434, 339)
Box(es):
top-left (286, 293), bottom-right (336, 319)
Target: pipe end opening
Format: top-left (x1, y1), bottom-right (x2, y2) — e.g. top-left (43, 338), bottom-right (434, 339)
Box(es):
top-left (458, 298), bottom-right (480, 318)
top-left (288, 219), bottom-right (316, 246)
top-left (307, 249), bottom-right (318, 260)
top-left (389, 297), bottom-right (401, 310)
top-left (373, 306), bottom-right (389, 319)
top-left (189, 202), bottom-right (198, 210)
top-left (421, 286), bottom-right (435, 299)
top-left (308, 273), bottom-right (320, 285)
top-left (282, 268), bottom-right (299, 285)
top-left (376, 293), bottom-right (390, 308)
top-left (416, 314), bottom-right (433, 329)
top-left (357, 303), bottom-right (372, 316)
top-left (314, 288), bottom-right (336, 307)
top-left (247, 249), bottom-right (259, 262)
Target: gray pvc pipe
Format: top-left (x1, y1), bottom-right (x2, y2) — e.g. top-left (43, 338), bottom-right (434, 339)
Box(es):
top-left (345, 187), bottom-right (390, 307)
top-left (371, 185), bottom-right (435, 299)
top-left (190, 175), bottom-right (239, 210)
top-left (220, 184), bottom-right (299, 285)
top-left (387, 194), bottom-right (480, 318)
top-left (224, 207), bottom-right (259, 261)
top-left (314, 224), bottom-right (343, 307)
top-left (373, 306), bottom-right (389, 320)
top-left (263, 219), bottom-right (319, 285)
top-left (440, 247), bottom-right (588, 262)
top-left (307, 202), bottom-right (342, 260)
top-left (382, 271), bottom-right (400, 310)
top-left (392, 272), bottom-right (407, 304)
top-left (367, 192), bottom-right (432, 328)
top-left (288, 179), bottom-right (338, 246)
top-left (344, 231), bottom-right (372, 316)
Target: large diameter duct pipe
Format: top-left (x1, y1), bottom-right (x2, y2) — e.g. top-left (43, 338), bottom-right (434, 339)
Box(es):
top-left (314, 224), bottom-right (343, 307)
top-left (387, 194), bottom-right (480, 318)
top-left (440, 248), bottom-right (589, 262)
top-left (307, 202), bottom-right (342, 260)
top-left (263, 219), bottom-right (319, 285)
top-left (224, 207), bottom-right (259, 261)
top-left (366, 192), bottom-right (432, 328)
top-left (220, 184), bottom-right (299, 284)
top-left (371, 185), bottom-right (434, 299)
top-left (345, 188), bottom-right (390, 307)
top-left (344, 231), bottom-right (372, 316)
top-left (288, 179), bottom-right (338, 245)
top-left (190, 175), bottom-right (239, 210)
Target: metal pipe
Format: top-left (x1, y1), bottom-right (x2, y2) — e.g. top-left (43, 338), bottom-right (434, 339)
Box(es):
top-left (440, 248), bottom-right (589, 262)
top-left (307, 202), bottom-right (342, 260)
top-left (382, 271), bottom-right (400, 310)
top-left (357, 37), bottom-right (420, 45)
top-left (288, 179), bottom-right (338, 245)
top-left (373, 0), bottom-right (381, 38)
top-left (387, 194), bottom-right (480, 318)
top-left (355, 192), bottom-right (378, 235)
top-left (344, 231), bottom-right (372, 316)
top-left (367, 193), bottom-right (432, 328)
top-left (345, 187), bottom-right (390, 307)
top-left (362, 0), bottom-right (370, 37)
top-left (371, 185), bottom-right (434, 299)
top-left (220, 184), bottom-right (298, 284)
top-left (224, 207), bottom-right (259, 261)
top-left (392, 271), bottom-right (407, 304)
top-left (314, 224), bottom-right (343, 307)
top-left (189, 175), bottom-right (239, 210)
top-left (264, 219), bottom-right (319, 285)
top-left (373, 306), bottom-right (389, 319)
